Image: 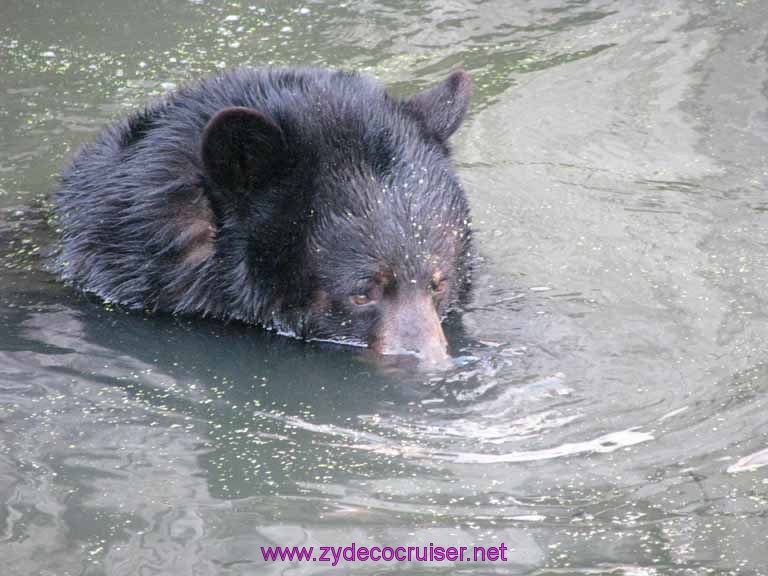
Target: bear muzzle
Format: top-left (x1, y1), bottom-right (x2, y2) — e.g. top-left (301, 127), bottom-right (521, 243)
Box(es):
top-left (371, 293), bottom-right (450, 367)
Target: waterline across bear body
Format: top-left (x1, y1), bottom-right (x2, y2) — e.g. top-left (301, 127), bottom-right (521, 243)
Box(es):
top-left (55, 68), bottom-right (473, 365)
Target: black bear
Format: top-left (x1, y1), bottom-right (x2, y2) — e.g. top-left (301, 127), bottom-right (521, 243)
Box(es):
top-left (55, 68), bottom-right (473, 365)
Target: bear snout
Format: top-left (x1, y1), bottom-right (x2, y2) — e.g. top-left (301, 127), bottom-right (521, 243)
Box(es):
top-left (371, 294), bottom-right (450, 367)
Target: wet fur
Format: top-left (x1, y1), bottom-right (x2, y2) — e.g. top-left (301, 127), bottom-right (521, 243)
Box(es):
top-left (55, 67), bottom-right (472, 344)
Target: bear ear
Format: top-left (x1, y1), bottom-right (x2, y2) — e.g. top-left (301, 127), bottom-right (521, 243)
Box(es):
top-left (201, 106), bottom-right (285, 192)
top-left (404, 70), bottom-right (472, 141)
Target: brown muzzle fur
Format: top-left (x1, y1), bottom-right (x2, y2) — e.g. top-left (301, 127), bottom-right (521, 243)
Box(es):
top-left (371, 292), bottom-right (450, 367)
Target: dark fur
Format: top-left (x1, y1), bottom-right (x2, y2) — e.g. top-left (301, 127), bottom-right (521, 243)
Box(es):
top-left (55, 67), bottom-right (472, 348)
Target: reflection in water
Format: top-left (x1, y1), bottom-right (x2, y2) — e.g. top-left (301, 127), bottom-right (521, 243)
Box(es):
top-left (2, 0), bottom-right (768, 574)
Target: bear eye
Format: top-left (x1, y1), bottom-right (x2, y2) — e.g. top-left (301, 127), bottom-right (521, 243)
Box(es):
top-left (350, 283), bottom-right (382, 307)
top-left (351, 293), bottom-right (371, 306)
top-left (430, 273), bottom-right (448, 296)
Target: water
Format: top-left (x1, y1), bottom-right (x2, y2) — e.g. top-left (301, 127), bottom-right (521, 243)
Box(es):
top-left (1, 0), bottom-right (767, 574)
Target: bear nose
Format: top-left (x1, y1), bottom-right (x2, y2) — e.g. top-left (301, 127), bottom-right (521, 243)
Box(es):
top-left (373, 293), bottom-right (451, 367)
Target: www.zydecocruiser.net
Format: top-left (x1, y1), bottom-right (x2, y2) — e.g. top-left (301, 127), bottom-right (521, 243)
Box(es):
top-left (262, 543), bottom-right (510, 565)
